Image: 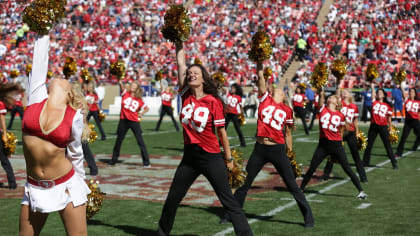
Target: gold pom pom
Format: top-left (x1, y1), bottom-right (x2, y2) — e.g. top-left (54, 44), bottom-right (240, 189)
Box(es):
top-left (88, 123), bottom-right (97, 143)
top-left (393, 69), bottom-right (406, 85)
top-left (310, 62), bottom-right (329, 89)
top-left (238, 113), bottom-right (246, 126)
top-left (365, 63), bottom-right (379, 82)
top-left (263, 67), bottom-right (272, 80)
top-left (47, 70), bottom-right (53, 79)
top-left (389, 125), bottom-right (399, 144)
top-left (81, 68), bottom-right (93, 83)
top-left (212, 72), bottom-right (226, 85)
top-left (98, 110), bottom-right (106, 122)
top-left (10, 69), bottom-right (20, 78)
top-left (86, 179), bottom-right (106, 220)
top-left (26, 64), bottom-right (32, 74)
top-left (194, 58), bottom-right (202, 65)
top-left (286, 147), bottom-right (302, 177)
top-left (63, 57), bottom-right (77, 78)
top-left (331, 59), bottom-right (347, 81)
top-left (3, 132), bottom-right (18, 156)
top-left (356, 131), bottom-right (368, 151)
top-left (248, 31), bottom-right (273, 62)
top-left (161, 4), bottom-right (192, 43)
top-left (22, 0), bottom-right (67, 35)
top-left (110, 60), bottom-right (126, 80)
top-left (155, 71), bottom-right (163, 81)
top-left (138, 116), bottom-right (143, 122)
top-left (223, 149), bottom-right (248, 188)
top-left (298, 83), bottom-right (307, 90)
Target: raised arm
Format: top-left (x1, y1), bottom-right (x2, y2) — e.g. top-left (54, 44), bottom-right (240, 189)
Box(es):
top-left (370, 82), bottom-right (376, 102)
top-left (28, 35), bottom-right (49, 106)
top-left (400, 83), bottom-right (406, 100)
top-left (319, 87), bottom-right (325, 108)
top-left (176, 42), bottom-right (187, 88)
top-left (256, 62), bottom-right (266, 96)
top-left (118, 80), bottom-right (124, 94)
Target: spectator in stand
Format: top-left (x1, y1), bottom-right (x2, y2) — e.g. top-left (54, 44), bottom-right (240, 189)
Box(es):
top-left (305, 84), bottom-right (315, 122)
top-left (391, 84), bottom-right (403, 122)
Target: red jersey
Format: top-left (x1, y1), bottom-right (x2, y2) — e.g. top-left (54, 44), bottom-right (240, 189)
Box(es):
top-left (14, 92), bottom-right (23, 107)
top-left (161, 91), bottom-right (173, 107)
top-left (85, 93), bottom-right (99, 111)
top-left (404, 99), bottom-right (420, 120)
top-left (120, 90), bottom-right (147, 122)
top-left (22, 99), bottom-right (77, 148)
top-left (0, 101), bottom-right (6, 132)
top-left (340, 101), bottom-right (359, 131)
top-left (292, 93), bottom-right (306, 107)
top-left (257, 92), bottom-right (293, 144)
top-left (371, 100), bottom-right (392, 125)
top-left (319, 105), bottom-right (345, 141)
top-left (314, 94), bottom-right (319, 108)
top-left (225, 93), bottom-right (242, 115)
top-left (180, 89), bottom-right (225, 153)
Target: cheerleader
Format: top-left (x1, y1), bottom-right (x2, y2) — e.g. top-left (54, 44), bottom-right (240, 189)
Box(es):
top-left (0, 83), bottom-right (20, 189)
top-left (308, 91), bottom-right (319, 130)
top-left (85, 82), bottom-right (106, 140)
top-left (321, 88), bottom-right (368, 182)
top-left (154, 80), bottom-right (179, 132)
top-left (395, 85), bottom-right (420, 157)
top-left (20, 35), bottom-right (90, 235)
top-left (293, 85), bottom-right (310, 135)
top-left (109, 80), bottom-right (150, 166)
top-left (157, 42), bottom-right (252, 236)
top-left (7, 84), bottom-right (25, 130)
top-left (220, 62), bottom-right (314, 227)
top-left (225, 83), bottom-right (246, 147)
top-left (300, 87), bottom-right (367, 199)
top-left (362, 83), bottom-right (398, 169)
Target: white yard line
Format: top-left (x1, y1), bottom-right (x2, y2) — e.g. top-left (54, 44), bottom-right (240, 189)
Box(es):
top-left (357, 203), bottom-right (372, 209)
top-left (214, 149), bottom-right (417, 236)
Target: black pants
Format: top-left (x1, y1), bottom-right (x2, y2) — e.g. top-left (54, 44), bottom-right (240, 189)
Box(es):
top-left (233, 142), bottom-right (313, 224)
top-left (7, 106), bottom-right (24, 129)
top-left (0, 136), bottom-right (16, 188)
top-left (413, 136), bottom-right (420, 151)
top-left (157, 144), bottom-right (252, 236)
top-left (155, 105), bottom-right (179, 131)
top-left (244, 105), bottom-right (257, 118)
top-left (82, 142), bottom-right (98, 175)
top-left (362, 123), bottom-right (397, 167)
top-left (225, 113), bottom-right (246, 146)
top-left (294, 106), bottom-right (309, 135)
top-left (87, 110), bottom-right (106, 139)
top-left (301, 139), bottom-right (363, 192)
top-left (322, 132), bottom-right (367, 182)
top-left (396, 119), bottom-right (420, 156)
top-left (111, 119), bottom-right (150, 165)
top-left (361, 105), bottom-right (372, 123)
top-left (308, 107), bottom-right (318, 130)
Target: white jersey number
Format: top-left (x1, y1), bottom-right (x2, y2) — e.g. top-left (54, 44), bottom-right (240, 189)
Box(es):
top-left (162, 93), bottom-right (172, 102)
top-left (181, 103), bottom-right (209, 133)
top-left (293, 94), bottom-right (303, 103)
top-left (261, 105), bottom-right (286, 130)
top-left (340, 107), bottom-right (355, 123)
top-left (320, 113), bottom-right (341, 132)
top-left (372, 103), bottom-right (388, 117)
top-left (123, 97), bottom-right (140, 112)
top-left (406, 101), bottom-right (419, 113)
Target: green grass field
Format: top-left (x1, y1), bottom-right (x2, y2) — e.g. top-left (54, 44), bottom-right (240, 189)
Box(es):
top-left (1, 116), bottom-right (420, 235)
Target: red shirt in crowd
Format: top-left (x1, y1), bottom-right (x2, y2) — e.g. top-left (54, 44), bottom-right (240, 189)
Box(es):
top-left (120, 90), bottom-right (147, 122)
top-left (292, 93), bottom-right (306, 107)
top-left (257, 92), bottom-right (293, 144)
top-left (225, 93), bottom-right (242, 115)
top-left (180, 89), bottom-right (225, 153)
top-left (371, 100), bottom-right (392, 126)
top-left (404, 99), bottom-right (420, 120)
top-left (85, 93), bottom-right (99, 112)
top-left (161, 91), bottom-right (173, 107)
top-left (340, 101), bottom-right (359, 131)
top-left (319, 105), bottom-right (345, 141)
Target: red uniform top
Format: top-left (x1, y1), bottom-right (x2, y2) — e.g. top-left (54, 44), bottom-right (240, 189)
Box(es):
top-left (161, 91), bottom-right (173, 107)
top-left (404, 99), bottom-right (420, 120)
top-left (22, 99), bottom-right (77, 148)
top-left (225, 93), bottom-right (242, 115)
top-left (0, 101), bottom-right (6, 132)
top-left (120, 90), bottom-right (147, 122)
top-left (14, 92), bottom-right (23, 107)
top-left (85, 93), bottom-right (99, 111)
top-left (371, 100), bottom-right (392, 126)
top-left (292, 93), bottom-right (306, 107)
top-left (340, 101), bottom-right (359, 131)
top-left (319, 105), bottom-right (345, 141)
top-left (180, 88), bottom-right (225, 153)
top-left (257, 92), bottom-right (293, 144)
top-left (314, 94), bottom-right (319, 108)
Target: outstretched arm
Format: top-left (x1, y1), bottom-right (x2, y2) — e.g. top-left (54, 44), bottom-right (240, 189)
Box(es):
top-left (28, 35), bottom-right (50, 106)
top-left (370, 82), bottom-right (376, 102)
top-left (256, 62), bottom-right (267, 96)
top-left (319, 87), bottom-right (325, 108)
top-left (176, 42), bottom-right (187, 88)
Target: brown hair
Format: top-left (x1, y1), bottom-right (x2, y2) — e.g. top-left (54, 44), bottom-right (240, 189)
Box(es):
top-left (131, 81), bottom-right (143, 99)
top-left (183, 64), bottom-right (223, 102)
top-left (0, 83), bottom-right (20, 107)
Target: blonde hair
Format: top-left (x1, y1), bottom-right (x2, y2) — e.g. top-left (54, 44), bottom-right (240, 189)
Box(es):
top-left (131, 81), bottom-right (143, 99)
top-left (69, 82), bottom-right (89, 142)
top-left (342, 89), bottom-right (354, 103)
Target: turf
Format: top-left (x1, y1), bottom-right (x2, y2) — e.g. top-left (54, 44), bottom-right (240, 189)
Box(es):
top-left (1, 116), bottom-right (419, 235)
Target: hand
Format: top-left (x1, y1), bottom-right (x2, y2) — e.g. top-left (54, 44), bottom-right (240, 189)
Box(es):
top-left (226, 160), bottom-right (234, 171)
top-left (2, 134), bottom-right (7, 144)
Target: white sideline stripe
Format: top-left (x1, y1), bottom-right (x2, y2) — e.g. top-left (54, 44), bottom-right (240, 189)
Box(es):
top-left (214, 150), bottom-right (417, 236)
top-left (357, 203), bottom-right (372, 209)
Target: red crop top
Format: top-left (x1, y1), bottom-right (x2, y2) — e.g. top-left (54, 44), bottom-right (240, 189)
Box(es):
top-left (22, 99), bottom-right (77, 148)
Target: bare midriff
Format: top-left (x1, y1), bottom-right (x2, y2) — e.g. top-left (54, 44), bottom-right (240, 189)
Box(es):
top-left (256, 136), bottom-right (279, 145)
